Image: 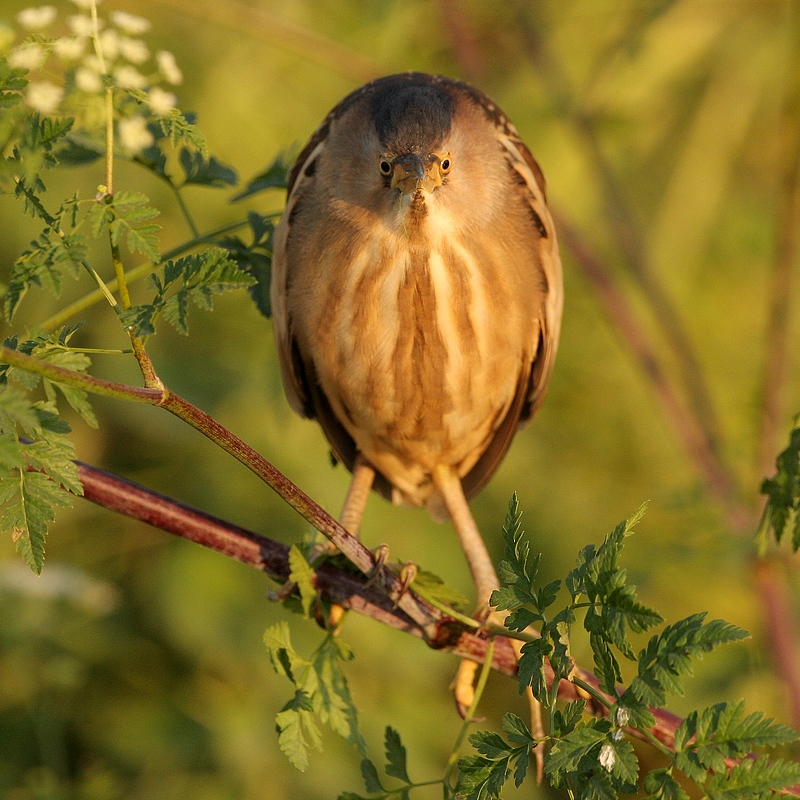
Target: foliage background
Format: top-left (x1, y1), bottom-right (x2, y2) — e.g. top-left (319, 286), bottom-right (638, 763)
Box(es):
top-left (0, 0), bottom-right (798, 798)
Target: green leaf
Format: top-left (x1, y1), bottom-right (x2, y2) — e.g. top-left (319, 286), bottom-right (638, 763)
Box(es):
top-left (705, 756), bottom-right (800, 799)
top-left (312, 636), bottom-right (366, 755)
top-left (454, 754), bottom-right (508, 800)
top-left (599, 736), bottom-right (638, 787)
top-left (501, 713), bottom-right (533, 745)
top-left (54, 132), bottom-right (104, 166)
top-left (179, 148), bottom-right (237, 187)
top-left (218, 212), bottom-right (275, 320)
top-left (5, 226), bottom-right (86, 321)
top-left (156, 107), bottom-right (209, 157)
top-left (2, 469), bottom-right (74, 574)
top-left (552, 700), bottom-right (586, 738)
top-left (264, 621), bottom-right (310, 685)
top-left (591, 632), bottom-right (623, 695)
top-left (628, 614), bottom-right (749, 707)
top-left (384, 727), bottom-right (410, 783)
top-left (87, 191), bottom-right (161, 262)
top-left (545, 719), bottom-right (609, 780)
top-left (359, 757), bottom-right (384, 794)
top-left (121, 248), bottom-right (254, 337)
top-left (275, 692), bottom-right (323, 772)
top-left (517, 636), bottom-right (551, 702)
top-left (288, 544), bottom-right (317, 617)
top-left (408, 568), bottom-right (469, 610)
top-left (759, 423), bottom-right (800, 550)
top-left (642, 768), bottom-right (690, 800)
top-left (14, 335), bottom-right (98, 428)
top-left (675, 700), bottom-right (798, 784)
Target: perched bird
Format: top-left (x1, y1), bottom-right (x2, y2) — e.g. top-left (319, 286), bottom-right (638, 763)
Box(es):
top-left (271, 72), bottom-right (562, 616)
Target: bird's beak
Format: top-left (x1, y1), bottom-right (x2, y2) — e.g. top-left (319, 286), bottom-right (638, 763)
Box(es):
top-left (391, 153), bottom-right (443, 195)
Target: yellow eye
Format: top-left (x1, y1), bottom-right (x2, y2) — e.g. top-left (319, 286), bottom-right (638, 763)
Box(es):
top-left (440, 156), bottom-right (452, 174)
top-left (379, 158), bottom-right (392, 175)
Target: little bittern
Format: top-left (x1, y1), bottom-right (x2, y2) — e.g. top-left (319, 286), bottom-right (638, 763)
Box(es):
top-left (272, 72), bottom-right (562, 616)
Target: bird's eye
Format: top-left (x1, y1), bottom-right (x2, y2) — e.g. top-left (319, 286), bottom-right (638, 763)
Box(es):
top-left (379, 159), bottom-right (392, 175)
top-left (440, 157), bottom-right (452, 174)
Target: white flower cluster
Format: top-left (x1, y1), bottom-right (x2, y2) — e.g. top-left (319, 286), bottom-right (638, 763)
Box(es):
top-left (5, 0), bottom-right (184, 153)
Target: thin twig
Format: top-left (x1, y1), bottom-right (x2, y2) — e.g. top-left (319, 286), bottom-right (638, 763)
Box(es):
top-left (0, 346), bottom-right (435, 634)
top-left (553, 214), bottom-right (750, 531)
top-left (71, 458), bottom-right (686, 756)
top-left (140, 0), bottom-right (381, 84)
top-left (516, 5), bottom-right (727, 484)
top-left (753, 559), bottom-right (800, 729)
top-left (756, 55), bottom-right (800, 481)
top-left (74, 458), bottom-right (800, 796)
top-left (437, 0), bottom-right (486, 84)
top-left (41, 219), bottom-right (250, 331)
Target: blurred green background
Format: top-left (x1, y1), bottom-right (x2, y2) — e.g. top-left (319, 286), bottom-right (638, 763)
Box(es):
top-left (1, 0), bottom-right (799, 797)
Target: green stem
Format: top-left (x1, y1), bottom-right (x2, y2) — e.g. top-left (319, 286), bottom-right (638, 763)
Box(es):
top-left (443, 639), bottom-right (495, 791)
top-left (569, 676), bottom-right (674, 759)
top-left (0, 346), bottom-right (160, 404)
top-left (41, 220), bottom-right (250, 331)
top-left (60, 348), bottom-right (134, 355)
top-left (571, 676), bottom-right (612, 711)
top-left (0, 346), bottom-right (436, 637)
top-left (172, 183), bottom-right (200, 238)
top-left (103, 87), bottom-right (114, 194)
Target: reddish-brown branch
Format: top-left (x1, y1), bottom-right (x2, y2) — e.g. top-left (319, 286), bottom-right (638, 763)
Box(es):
top-left (516, 9), bottom-right (726, 467)
top-left (554, 213), bottom-right (750, 531)
top-left (754, 559), bottom-right (800, 729)
top-left (75, 455), bottom-right (800, 800)
top-left (756, 70), bottom-right (800, 480)
top-left (437, 0), bottom-right (486, 84)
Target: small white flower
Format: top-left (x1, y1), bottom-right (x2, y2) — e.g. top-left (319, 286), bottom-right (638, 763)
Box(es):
top-left (156, 50), bottom-right (182, 85)
top-left (75, 65), bottom-right (102, 92)
top-left (24, 80), bottom-right (64, 113)
top-left (98, 27), bottom-right (119, 60)
top-left (118, 115), bottom-right (153, 153)
top-left (147, 86), bottom-right (176, 115)
top-left (16, 6), bottom-right (58, 30)
top-left (615, 706), bottom-right (630, 727)
top-left (67, 14), bottom-right (98, 36)
top-left (53, 36), bottom-right (86, 60)
top-left (113, 64), bottom-right (147, 89)
top-left (8, 42), bottom-right (47, 70)
top-left (69, 0), bottom-right (102, 9)
top-left (599, 743), bottom-right (616, 772)
top-left (110, 10), bottom-right (150, 35)
top-left (82, 53), bottom-right (104, 73)
top-left (118, 36), bottom-right (149, 64)
top-left (612, 727), bottom-right (624, 741)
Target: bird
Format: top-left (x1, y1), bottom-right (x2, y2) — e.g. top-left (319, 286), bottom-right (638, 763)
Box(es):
top-left (271, 71), bottom-right (562, 631)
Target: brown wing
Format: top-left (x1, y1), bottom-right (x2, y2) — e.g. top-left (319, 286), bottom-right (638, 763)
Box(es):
top-left (460, 117), bottom-right (563, 501)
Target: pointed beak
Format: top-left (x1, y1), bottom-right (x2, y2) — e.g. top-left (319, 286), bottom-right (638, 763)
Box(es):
top-left (391, 153), bottom-right (443, 195)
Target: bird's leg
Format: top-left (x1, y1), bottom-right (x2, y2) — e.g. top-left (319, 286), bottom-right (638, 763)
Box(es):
top-left (431, 464), bottom-right (499, 610)
top-left (340, 455), bottom-right (375, 539)
top-left (432, 464), bottom-right (545, 780)
top-left (323, 455), bottom-right (376, 629)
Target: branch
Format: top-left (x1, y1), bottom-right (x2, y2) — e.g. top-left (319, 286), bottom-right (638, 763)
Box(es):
top-left (553, 215), bottom-right (750, 531)
top-left (73, 457), bottom-right (687, 752)
top-left (756, 64), bottom-right (800, 480)
top-left (0, 345), bottom-right (434, 635)
top-left (516, 7), bottom-right (730, 495)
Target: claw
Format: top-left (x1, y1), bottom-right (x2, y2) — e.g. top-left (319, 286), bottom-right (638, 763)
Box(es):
top-left (266, 579), bottom-right (297, 603)
top-left (363, 543), bottom-right (390, 587)
top-left (391, 561), bottom-right (418, 608)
